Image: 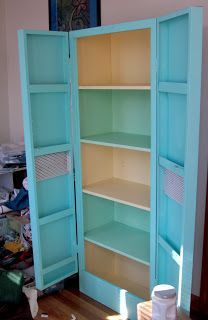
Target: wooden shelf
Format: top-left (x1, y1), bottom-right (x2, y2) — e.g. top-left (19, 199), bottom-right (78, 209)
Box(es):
top-left (85, 221), bottom-right (150, 265)
top-left (81, 132), bottom-right (151, 152)
top-left (83, 178), bottom-right (150, 210)
top-left (79, 85), bottom-right (150, 90)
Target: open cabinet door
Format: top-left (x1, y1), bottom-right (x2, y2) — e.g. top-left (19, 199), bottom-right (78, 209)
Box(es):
top-left (155, 7), bottom-right (202, 313)
top-left (18, 30), bottom-right (78, 290)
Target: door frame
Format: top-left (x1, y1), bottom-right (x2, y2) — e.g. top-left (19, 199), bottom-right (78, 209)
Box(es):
top-left (191, 176), bottom-right (208, 317)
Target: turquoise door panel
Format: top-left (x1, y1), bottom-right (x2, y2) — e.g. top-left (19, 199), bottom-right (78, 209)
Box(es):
top-left (159, 93), bottom-right (187, 166)
top-left (157, 245), bottom-right (179, 290)
top-left (30, 93), bottom-right (70, 148)
top-left (18, 30), bottom-right (78, 290)
top-left (156, 7), bottom-right (203, 313)
top-left (36, 175), bottom-right (74, 218)
top-left (158, 14), bottom-right (188, 82)
top-left (27, 34), bottom-right (68, 84)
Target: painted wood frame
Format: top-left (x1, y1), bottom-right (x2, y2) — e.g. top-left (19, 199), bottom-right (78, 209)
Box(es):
top-left (156, 7), bottom-right (203, 314)
top-left (17, 6), bottom-right (202, 319)
top-left (69, 18), bottom-right (157, 320)
top-left (18, 30), bottom-right (78, 289)
top-left (191, 177), bottom-right (208, 317)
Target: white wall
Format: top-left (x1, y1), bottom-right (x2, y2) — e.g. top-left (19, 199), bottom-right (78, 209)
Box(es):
top-left (101, 0), bottom-right (208, 296)
top-left (0, 0), bottom-right (49, 144)
top-left (0, 0), bottom-right (10, 143)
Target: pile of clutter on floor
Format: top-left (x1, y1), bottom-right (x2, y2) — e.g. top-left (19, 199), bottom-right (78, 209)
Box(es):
top-left (0, 175), bottom-right (39, 317)
top-left (0, 143), bottom-right (26, 171)
top-left (0, 144), bottom-right (33, 280)
top-left (0, 180), bottom-right (33, 277)
top-left (0, 144), bottom-right (38, 318)
top-left (0, 143), bottom-right (26, 208)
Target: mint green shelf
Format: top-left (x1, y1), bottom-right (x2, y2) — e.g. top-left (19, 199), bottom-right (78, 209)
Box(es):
top-left (85, 221), bottom-right (150, 265)
top-left (79, 89), bottom-right (151, 151)
top-left (81, 132), bottom-right (151, 151)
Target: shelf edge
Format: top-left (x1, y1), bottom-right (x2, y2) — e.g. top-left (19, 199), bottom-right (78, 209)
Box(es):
top-left (83, 189), bottom-right (150, 211)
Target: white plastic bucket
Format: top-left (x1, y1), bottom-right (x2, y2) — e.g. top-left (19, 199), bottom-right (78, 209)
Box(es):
top-left (151, 284), bottom-right (177, 320)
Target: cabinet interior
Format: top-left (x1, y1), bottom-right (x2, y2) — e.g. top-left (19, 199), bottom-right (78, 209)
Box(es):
top-left (83, 194), bottom-right (150, 263)
top-left (82, 144), bottom-right (150, 210)
top-left (79, 89), bottom-right (151, 150)
top-left (78, 28), bottom-right (151, 297)
top-left (85, 241), bottom-right (150, 300)
top-left (77, 29), bottom-right (150, 86)
top-left (84, 192), bottom-right (150, 299)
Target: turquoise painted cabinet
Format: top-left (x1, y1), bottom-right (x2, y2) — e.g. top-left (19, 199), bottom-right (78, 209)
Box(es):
top-left (18, 6), bottom-right (202, 319)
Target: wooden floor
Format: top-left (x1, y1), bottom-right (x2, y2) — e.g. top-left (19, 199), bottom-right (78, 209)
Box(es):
top-left (30, 286), bottom-right (202, 320)
top-left (35, 288), bottom-right (122, 320)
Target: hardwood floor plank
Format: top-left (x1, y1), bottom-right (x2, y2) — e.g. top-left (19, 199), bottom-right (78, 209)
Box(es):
top-left (55, 293), bottom-right (102, 320)
top-left (35, 289), bottom-right (122, 320)
top-left (67, 288), bottom-right (117, 316)
top-left (36, 295), bottom-right (85, 320)
top-left (61, 290), bottom-right (115, 319)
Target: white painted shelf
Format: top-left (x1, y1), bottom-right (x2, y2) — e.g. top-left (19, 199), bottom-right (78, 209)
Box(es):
top-left (81, 132), bottom-right (151, 152)
top-left (79, 84), bottom-right (151, 90)
top-left (83, 178), bottom-right (150, 210)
